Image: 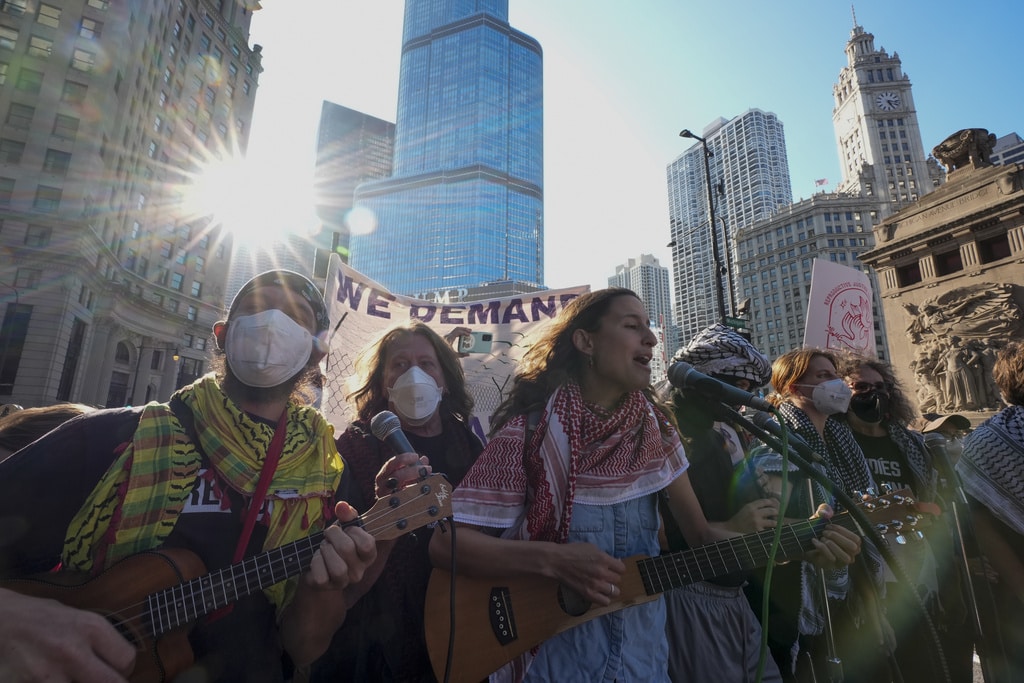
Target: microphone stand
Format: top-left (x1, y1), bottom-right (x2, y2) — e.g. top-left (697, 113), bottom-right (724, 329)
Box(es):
top-left (925, 436), bottom-right (1008, 683)
top-left (708, 402), bottom-right (951, 683)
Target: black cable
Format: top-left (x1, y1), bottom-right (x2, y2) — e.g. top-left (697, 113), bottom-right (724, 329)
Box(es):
top-left (442, 518), bottom-right (456, 683)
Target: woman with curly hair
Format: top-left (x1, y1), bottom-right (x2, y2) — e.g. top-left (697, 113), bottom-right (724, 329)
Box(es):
top-left (839, 353), bottom-right (973, 683)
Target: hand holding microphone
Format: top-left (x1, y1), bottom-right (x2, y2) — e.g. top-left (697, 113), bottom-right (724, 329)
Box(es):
top-left (370, 410), bottom-right (431, 497)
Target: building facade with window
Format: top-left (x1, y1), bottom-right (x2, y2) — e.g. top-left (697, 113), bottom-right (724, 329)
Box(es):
top-left (667, 109), bottom-right (794, 347)
top-left (832, 20), bottom-right (944, 216)
top-left (350, 0), bottom-right (544, 297)
top-left (733, 194), bottom-right (890, 360)
top-left (0, 0), bottom-right (261, 407)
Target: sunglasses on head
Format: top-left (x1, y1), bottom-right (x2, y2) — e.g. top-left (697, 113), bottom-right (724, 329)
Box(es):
top-left (850, 381), bottom-right (893, 394)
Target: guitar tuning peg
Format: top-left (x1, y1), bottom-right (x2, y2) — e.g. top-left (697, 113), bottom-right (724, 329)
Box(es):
top-left (880, 483), bottom-right (893, 494)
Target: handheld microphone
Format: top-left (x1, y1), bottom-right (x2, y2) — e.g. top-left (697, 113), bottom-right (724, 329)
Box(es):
top-left (667, 361), bottom-right (773, 412)
top-left (370, 410), bottom-right (416, 455)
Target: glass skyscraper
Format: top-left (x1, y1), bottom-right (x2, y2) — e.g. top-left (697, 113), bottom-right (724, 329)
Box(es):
top-left (351, 0), bottom-right (544, 298)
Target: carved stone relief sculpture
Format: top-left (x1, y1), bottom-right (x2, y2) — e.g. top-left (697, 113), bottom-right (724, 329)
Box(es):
top-left (902, 283), bottom-right (1021, 412)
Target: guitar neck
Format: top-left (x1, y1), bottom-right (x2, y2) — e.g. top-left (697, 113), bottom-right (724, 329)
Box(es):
top-left (147, 529), bottom-right (327, 637)
top-left (639, 513), bottom-right (847, 595)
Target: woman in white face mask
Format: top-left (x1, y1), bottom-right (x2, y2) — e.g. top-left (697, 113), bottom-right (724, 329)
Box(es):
top-left (317, 321), bottom-right (484, 682)
top-left (745, 348), bottom-right (886, 683)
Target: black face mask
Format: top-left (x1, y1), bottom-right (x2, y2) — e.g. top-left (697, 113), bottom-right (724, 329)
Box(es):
top-left (849, 390), bottom-right (889, 423)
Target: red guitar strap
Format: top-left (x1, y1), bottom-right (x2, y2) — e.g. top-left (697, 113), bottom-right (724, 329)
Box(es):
top-left (208, 409), bottom-right (288, 623)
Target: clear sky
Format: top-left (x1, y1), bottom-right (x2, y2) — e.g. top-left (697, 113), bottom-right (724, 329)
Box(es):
top-left (245, 0), bottom-right (1023, 292)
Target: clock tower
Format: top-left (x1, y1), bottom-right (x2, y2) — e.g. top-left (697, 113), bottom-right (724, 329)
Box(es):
top-left (832, 18), bottom-right (941, 216)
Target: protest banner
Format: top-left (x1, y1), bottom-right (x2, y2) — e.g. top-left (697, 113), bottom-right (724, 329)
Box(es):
top-left (321, 256), bottom-right (589, 442)
top-left (803, 258), bottom-right (876, 356)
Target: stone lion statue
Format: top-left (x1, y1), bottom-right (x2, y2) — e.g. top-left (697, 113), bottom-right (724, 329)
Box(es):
top-left (932, 128), bottom-right (997, 171)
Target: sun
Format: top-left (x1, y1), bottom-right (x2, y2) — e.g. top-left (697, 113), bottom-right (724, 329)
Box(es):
top-left (182, 150), bottom-right (322, 243)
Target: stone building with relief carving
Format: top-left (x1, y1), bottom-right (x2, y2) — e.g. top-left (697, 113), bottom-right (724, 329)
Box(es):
top-left (859, 128), bottom-right (1024, 420)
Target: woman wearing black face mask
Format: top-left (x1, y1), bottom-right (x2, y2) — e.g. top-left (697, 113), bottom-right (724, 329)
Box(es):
top-left (840, 354), bottom-right (977, 683)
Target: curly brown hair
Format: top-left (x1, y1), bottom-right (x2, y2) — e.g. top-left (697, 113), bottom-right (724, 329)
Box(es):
top-left (835, 351), bottom-right (917, 426)
top-left (993, 341), bottom-right (1024, 406)
top-left (489, 288), bottom-right (674, 434)
top-left (347, 321), bottom-right (474, 424)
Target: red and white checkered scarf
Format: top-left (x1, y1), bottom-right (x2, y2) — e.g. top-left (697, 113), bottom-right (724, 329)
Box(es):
top-left (453, 382), bottom-right (688, 543)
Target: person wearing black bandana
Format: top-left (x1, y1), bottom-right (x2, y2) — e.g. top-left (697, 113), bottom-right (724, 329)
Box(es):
top-left (840, 353), bottom-right (975, 683)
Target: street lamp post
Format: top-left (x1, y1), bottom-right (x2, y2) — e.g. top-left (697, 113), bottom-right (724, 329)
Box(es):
top-left (679, 129), bottom-right (727, 324)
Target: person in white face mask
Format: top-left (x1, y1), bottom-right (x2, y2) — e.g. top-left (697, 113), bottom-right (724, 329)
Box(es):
top-left (0, 269), bottom-right (407, 682)
top-left (312, 321), bottom-right (484, 682)
top-left (745, 348), bottom-right (886, 683)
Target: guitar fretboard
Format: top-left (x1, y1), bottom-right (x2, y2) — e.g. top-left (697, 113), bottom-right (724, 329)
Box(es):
top-left (638, 515), bottom-right (847, 595)
top-left (145, 530), bottom-right (327, 637)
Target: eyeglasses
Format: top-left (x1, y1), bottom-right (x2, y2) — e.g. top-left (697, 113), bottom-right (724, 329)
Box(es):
top-left (850, 381), bottom-right (893, 394)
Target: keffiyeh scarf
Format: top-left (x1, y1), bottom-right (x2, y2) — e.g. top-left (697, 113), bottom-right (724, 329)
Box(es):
top-left (957, 404), bottom-right (1024, 537)
top-left (453, 382), bottom-right (688, 542)
top-left (62, 374), bottom-right (342, 609)
top-left (752, 402), bottom-right (881, 638)
top-left (673, 322), bottom-right (772, 386)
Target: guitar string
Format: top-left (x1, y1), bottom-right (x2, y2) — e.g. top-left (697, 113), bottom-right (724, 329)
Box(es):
top-left (641, 501), bottom-right (914, 593)
top-left (94, 485), bottom-right (443, 640)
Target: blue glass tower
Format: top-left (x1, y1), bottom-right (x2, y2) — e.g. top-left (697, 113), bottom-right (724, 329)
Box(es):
top-left (351, 0), bottom-right (543, 297)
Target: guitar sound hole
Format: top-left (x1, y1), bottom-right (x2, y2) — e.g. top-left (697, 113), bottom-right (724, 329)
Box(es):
top-left (556, 586), bottom-right (591, 617)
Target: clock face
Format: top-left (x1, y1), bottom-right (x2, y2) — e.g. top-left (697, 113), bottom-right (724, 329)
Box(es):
top-left (876, 91), bottom-right (901, 111)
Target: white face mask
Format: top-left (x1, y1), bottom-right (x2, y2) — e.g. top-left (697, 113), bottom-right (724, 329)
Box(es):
top-left (388, 366), bottom-right (442, 425)
top-left (226, 309), bottom-right (313, 388)
top-left (797, 378), bottom-right (852, 415)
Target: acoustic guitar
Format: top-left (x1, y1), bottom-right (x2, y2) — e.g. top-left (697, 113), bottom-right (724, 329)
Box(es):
top-left (4, 473), bottom-right (452, 682)
top-left (424, 489), bottom-right (932, 683)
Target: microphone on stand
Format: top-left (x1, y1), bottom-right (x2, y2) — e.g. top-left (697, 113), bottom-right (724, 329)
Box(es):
top-left (667, 361), bottom-right (773, 412)
top-left (370, 410), bottom-right (416, 455)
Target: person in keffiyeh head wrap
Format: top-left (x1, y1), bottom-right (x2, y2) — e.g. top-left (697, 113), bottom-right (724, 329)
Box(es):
top-left (428, 292), bottom-right (859, 683)
top-left (957, 341), bottom-right (1024, 683)
top-left (660, 323), bottom-right (792, 682)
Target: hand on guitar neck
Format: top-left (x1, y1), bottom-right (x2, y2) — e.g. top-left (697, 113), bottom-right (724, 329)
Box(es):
top-left (2, 471), bottom-right (452, 683)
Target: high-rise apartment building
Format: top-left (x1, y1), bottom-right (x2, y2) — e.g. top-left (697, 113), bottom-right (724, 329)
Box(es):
top-left (350, 0), bottom-right (544, 298)
top-left (832, 20), bottom-right (944, 215)
top-left (608, 253), bottom-right (677, 381)
top-left (667, 110), bottom-right (793, 347)
top-left (732, 18), bottom-right (941, 362)
top-left (0, 0), bottom-right (261, 407)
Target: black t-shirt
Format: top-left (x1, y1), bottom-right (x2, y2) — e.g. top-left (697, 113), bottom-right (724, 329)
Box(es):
top-left (0, 407), bottom-right (290, 682)
top-left (854, 431), bottom-right (915, 492)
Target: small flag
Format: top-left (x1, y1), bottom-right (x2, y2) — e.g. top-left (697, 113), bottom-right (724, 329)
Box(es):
top-left (814, 178), bottom-right (829, 187)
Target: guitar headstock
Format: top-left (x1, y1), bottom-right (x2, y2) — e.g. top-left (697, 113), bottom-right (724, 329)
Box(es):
top-left (854, 488), bottom-right (937, 543)
top-left (361, 473), bottom-right (453, 541)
